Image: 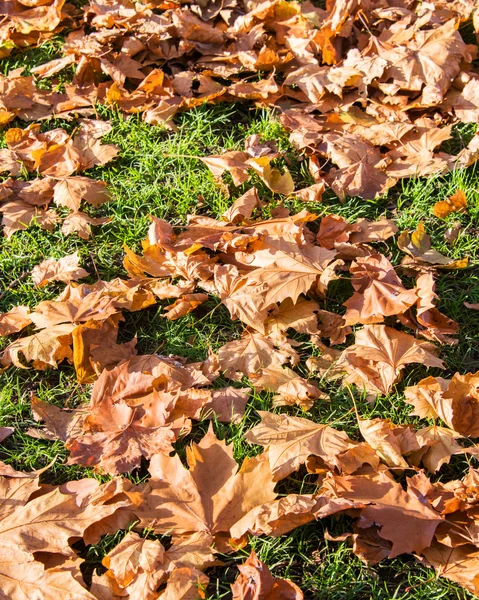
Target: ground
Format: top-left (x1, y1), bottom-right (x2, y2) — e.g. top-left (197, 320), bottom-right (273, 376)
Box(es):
top-left (1, 38), bottom-right (479, 600)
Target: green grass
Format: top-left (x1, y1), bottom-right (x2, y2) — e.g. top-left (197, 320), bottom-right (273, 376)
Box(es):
top-left (1, 41), bottom-right (479, 599)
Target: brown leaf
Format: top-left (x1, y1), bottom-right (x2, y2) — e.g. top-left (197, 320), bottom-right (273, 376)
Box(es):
top-left (398, 222), bottom-right (468, 270)
top-left (0, 306), bottom-right (31, 336)
top-left (292, 181), bottom-right (325, 203)
top-left (465, 302), bottom-right (479, 311)
top-left (222, 187), bottom-right (260, 223)
top-left (72, 317), bottom-right (137, 383)
top-left (433, 190), bottom-right (467, 219)
top-left (136, 426), bottom-right (276, 544)
top-left (29, 292), bottom-right (118, 329)
top-left (53, 177), bottom-right (109, 212)
top-left (0, 557), bottom-right (96, 600)
top-left (264, 297), bottom-right (320, 338)
top-left (163, 293), bottom-right (208, 320)
top-left (225, 235), bottom-right (338, 326)
top-left (421, 542), bottom-right (479, 595)
top-left (405, 371), bottom-right (479, 437)
top-left (357, 416), bottom-right (420, 469)
top-left (61, 211), bottom-right (110, 239)
top-left (322, 471), bottom-right (444, 557)
top-left (343, 254), bottom-right (417, 326)
top-left (231, 550), bottom-right (303, 599)
top-left (160, 567), bottom-right (209, 600)
top-left (218, 330), bottom-right (295, 380)
top-left (29, 396), bottom-right (84, 442)
top-left (251, 365), bottom-right (327, 410)
top-left (316, 214), bottom-right (360, 250)
top-left (1, 323), bottom-right (75, 369)
top-left (410, 425), bottom-right (479, 473)
top-left (245, 411), bottom-right (379, 481)
top-left (340, 324), bottom-right (444, 395)
top-left (415, 272), bottom-right (459, 343)
top-left (31, 252), bottom-right (89, 287)
top-left (0, 477), bottom-right (133, 556)
top-left (321, 133), bottom-right (395, 199)
top-left (92, 532), bottom-right (167, 599)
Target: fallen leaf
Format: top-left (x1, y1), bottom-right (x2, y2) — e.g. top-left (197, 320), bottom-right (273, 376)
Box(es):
top-left (343, 254), bottom-right (417, 325)
top-left (398, 222), bottom-right (468, 270)
top-left (421, 542), bottom-right (479, 595)
top-left (405, 371), bottom-right (479, 437)
top-left (136, 426), bottom-right (276, 547)
top-left (340, 324), bottom-right (444, 395)
top-left (433, 190), bottom-right (467, 219)
top-left (31, 252), bottom-right (89, 287)
top-left (231, 550), bottom-right (303, 599)
top-left (245, 411), bottom-right (379, 480)
top-left (0, 306), bottom-right (31, 336)
top-left (322, 471), bottom-right (444, 558)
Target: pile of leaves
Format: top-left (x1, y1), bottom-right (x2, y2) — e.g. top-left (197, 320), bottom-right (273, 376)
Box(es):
top-left (1, 0), bottom-right (479, 598)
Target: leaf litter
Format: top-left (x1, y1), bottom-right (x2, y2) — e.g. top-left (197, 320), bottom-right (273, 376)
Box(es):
top-left (0, 0), bottom-right (479, 598)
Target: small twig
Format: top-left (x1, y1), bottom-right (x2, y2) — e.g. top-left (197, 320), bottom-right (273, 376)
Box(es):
top-left (89, 252), bottom-right (100, 280)
top-left (0, 272), bottom-right (28, 302)
top-left (405, 576), bottom-right (437, 592)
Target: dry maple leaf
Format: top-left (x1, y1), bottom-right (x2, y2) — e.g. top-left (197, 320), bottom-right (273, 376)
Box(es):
top-left (1, 322), bottom-right (75, 369)
top-left (340, 324), bottom-right (445, 396)
top-left (264, 296), bottom-right (320, 339)
top-left (316, 214), bottom-right (361, 250)
top-left (0, 305), bottom-right (31, 336)
top-left (90, 531), bottom-right (211, 600)
top-left (405, 371), bottom-right (479, 437)
top-left (72, 316), bottom-right (137, 383)
top-left (52, 176), bottom-right (109, 212)
top-left (320, 133), bottom-right (395, 200)
top-left (230, 490), bottom-right (365, 541)
top-left (433, 189), bottom-right (467, 219)
top-left (420, 542), bottom-right (479, 596)
top-left (4, 121), bottom-right (118, 177)
top-left (65, 405), bottom-right (177, 476)
top-left (31, 251), bottom-right (89, 287)
top-left (136, 426), bottom-right (276, 549)
top-left (409, 425), bottom-right (479, 473)
top-left (34, 354), bottom-right (248, 473)
top-left (163, 293), bottom-right (208, 320)
top-left (245, 411), bottom-right (379, 481)
top-left (322, 470), bottom-right (444, 558)
top-left (343, 254), bottom-right (418, 326)
top-left (222, 187), bottom-right (261, 223)
top-left (231, 550), bottom-right (303, 599)
top-left (414, 272), bottom-right (459, 343)
top-left (29, 292), bottom-right (118, 329)
top-left (356, 416), bottom-right (420, 469)
top-left (292, 181), bottom-right (325, 203)
top-left (378, 19), bottom-right (468, 106)
top-left (251, 365), bottom-right (327, 410)
top-left (217, 330), bottom-right (296, 380)
top-left (0, 177), bottom-right (58, 237)
top-left (61, 211), bottom-right (111, 240)
top-left (398, 222), bottom-right (468, 270)
top-left (29, 396), bottom-right (84, 443)
top-left (0, 473), bottom-right (137, 599)
top-left (227, 235), bottom-right (339, 322)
